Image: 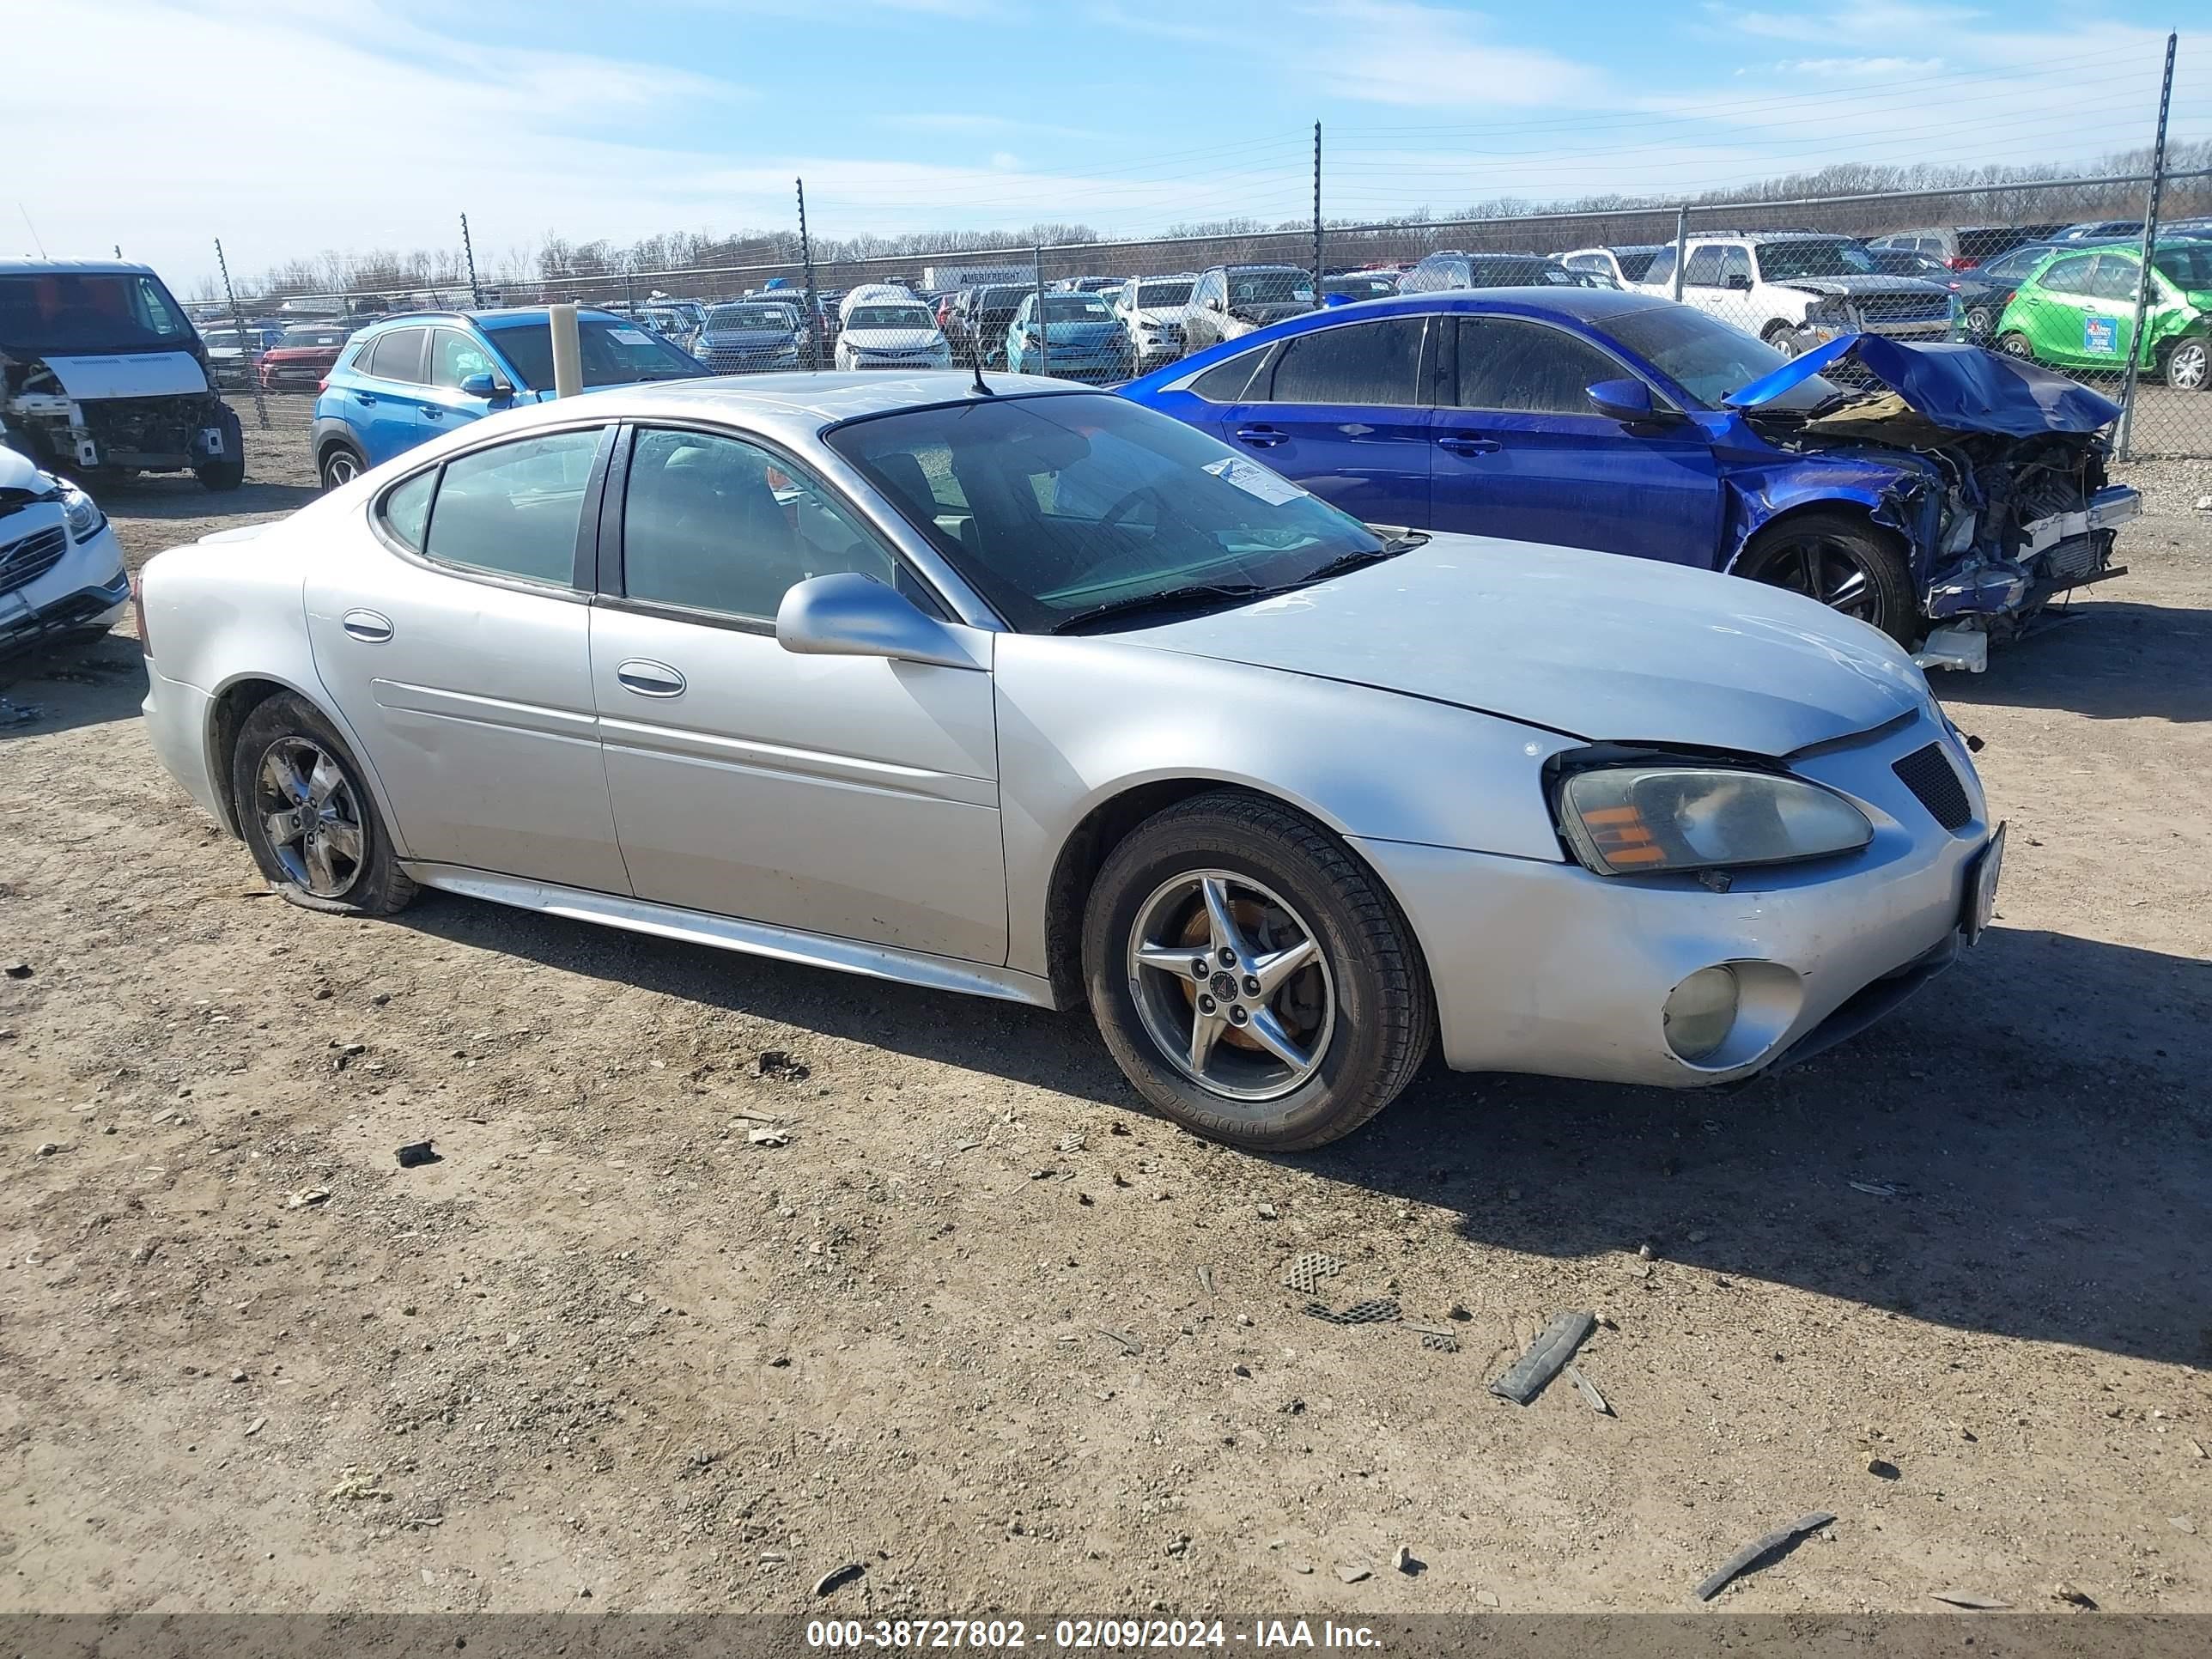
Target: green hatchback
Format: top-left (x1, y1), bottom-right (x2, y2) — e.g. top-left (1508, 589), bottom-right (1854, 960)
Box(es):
top-left (1994, 240), bottom-right (2212, 391)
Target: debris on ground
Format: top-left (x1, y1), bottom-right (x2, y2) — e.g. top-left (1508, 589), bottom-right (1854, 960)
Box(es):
top-left (34, 1141), bottom-right (59, 1158)
top-left (812, 1563), bottom-right (865, 1597)
top-left (1394, 1545), bottom-right (1422, 1575)
top-left (394, 1139), bottom-right (439, 1169)
top-left (1335, 1565), bottom-right (1370, 1584)
top-left (1283, 1253), bottom-right (1342, 1293)
top-left (1930, 1591), bottom-right (2011, 1609)
top-left (1304, 1297), bottom-right (1401, 1326)
top-left (1866, 1458), bottom-right (1901, 1480)
top-left (1099, 1328), bottom-right (1141, 1356)
top-left (1849, 1180), bottom-right (1905, 1197)
top-left (747, 1126), bottom-right (792, 1147)
top-left (245, 1418), bottom-right (266, 1437)
top-left (1256, 1202), bottom-right (1279, 1220)
top-left (1196, 1265), bottom-right (1216, 1297)
top-left (283, 1188), bottom-right (331, 1210)
top-left (1692, 1510), bottom-right (1835, 1601)
top-left (756, 1050), bottom-right (811, 1081)
top-left (325, 1466), bottom-right (392, 1503)
top-left (1565, 1364), bottom-right (1613, 1416)
top-left (1490, 1311), bottom-right (1596, 1406)
top-left (1474, 1590), bottom-right (1500, 1608)
top-left (3, 960), bottom-right (32, 979)
top-left (2052, 1582), bottom-right (2098, 1609)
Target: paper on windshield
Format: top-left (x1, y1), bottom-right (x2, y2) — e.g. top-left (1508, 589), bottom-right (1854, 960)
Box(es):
top-left (608, 327), bottom-right (653, 346)
top-left (1203, 456), bottom-right (1309, 506)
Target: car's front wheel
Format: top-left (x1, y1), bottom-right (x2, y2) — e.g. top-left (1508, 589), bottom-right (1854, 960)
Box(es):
top-left (231, 692), bottom-right (416, 916)
top-left (2165, 337), bottom-right (2209, 392)
top-left (1962, 303), bottom-right (1996, 337)
top-left (1082, 791), bottom-right (1432, 1152)
top-left (1739, 511), bottom-right (1917, 643)
top-left (194, 455), bottom-right (245, 491)
top-left (1761, 322), bottom-right (1803, 358)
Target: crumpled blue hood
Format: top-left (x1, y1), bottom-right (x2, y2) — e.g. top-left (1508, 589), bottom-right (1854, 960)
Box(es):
top-left (1724, 333), bottom-right (2123, 437)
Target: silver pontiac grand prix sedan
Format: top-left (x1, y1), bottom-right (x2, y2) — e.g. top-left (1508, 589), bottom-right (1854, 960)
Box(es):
top-left (138, 374), bottom-right (2002, 1151)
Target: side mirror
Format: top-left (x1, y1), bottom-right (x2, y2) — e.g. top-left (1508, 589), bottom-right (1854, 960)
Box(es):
top-left (776, 573), bottom-right (980, 671)
top-left (459, 371), bottom-right (513, 401)
top-left (1588, 378), bottom-right (1663, 422)
top-left (1723, 273), bottom-right (1753, 292)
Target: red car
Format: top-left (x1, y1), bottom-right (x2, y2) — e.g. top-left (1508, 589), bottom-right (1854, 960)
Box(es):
top-left (258, 321), bottom-right (355, 392)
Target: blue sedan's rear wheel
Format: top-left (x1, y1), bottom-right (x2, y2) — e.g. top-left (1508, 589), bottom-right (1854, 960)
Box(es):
top-left (1739, 512), bottom-right (1917, 645)
top-left (1081, 790), bottom-right (1433, 1152)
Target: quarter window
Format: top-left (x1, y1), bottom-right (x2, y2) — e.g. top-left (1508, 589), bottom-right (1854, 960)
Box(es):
top-left (2085, 255), bottom-right (2139, 301)
top-left (620, 428), bottom-right (899, 621)
top-left (1188, 347), bottom-right (1271, 403)
top-left (421, 428), bottom-right (605, 586)
top-left (380, 469), bottom-right (436, 552)
top-left (1455, 318), bottom-right (1627, 415)
top-left (1266, 318), bottom-right (1426, 406)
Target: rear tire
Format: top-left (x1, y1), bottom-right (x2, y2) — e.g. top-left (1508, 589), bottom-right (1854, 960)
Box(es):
top-left (1740, 511), bottom-right (1918, 644)
top-left (231, 692), bottom-right (416, 917)
top-left (194, 455), bottom-right (245, 490)
top-left (1963, 304), bottom-right (1996, 337)
top-left (1996, 331), bottom-right (2035, 362)
top-left (1081, 790), bottom-right (1432, 1152)
top-left (1761, 321), bottom-right (1803, 358)
top-left (319, 441), bottom-right (367, 491)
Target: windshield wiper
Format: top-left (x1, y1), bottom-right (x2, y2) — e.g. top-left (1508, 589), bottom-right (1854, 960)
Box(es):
top-left (1291, 532), bottom-right (1428, 587)
top-left (1050, 583), bottom-right (1268, 635)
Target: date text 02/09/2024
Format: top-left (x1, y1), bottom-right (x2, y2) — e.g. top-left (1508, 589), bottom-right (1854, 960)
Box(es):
top-left (805, 1618), bottom-right (1385, 1650)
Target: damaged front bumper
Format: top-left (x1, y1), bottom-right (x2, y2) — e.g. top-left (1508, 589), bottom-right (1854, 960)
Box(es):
top-left (1915, 483), bottom-right (2141, 670)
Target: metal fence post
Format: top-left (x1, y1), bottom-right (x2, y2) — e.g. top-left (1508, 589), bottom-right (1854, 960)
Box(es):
top-left (213, 238), bottom-right (270, 431)
top-left (2117, 30), bottom-right (2177, 461)
top-left (797, 177), bottom-right (821, 371)
top-left (1313, 121), bottom-right (1324, 311)
top-left (460, 213), bottom-right (483, 307)
top-left (1671, 206), bottom-right (1688, 301)
top-left (1035, 244), bottom-right (1048, 376)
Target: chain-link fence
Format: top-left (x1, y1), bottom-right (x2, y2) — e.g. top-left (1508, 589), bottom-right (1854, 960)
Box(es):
top-left (203, 166), bottom-right (2212, 458)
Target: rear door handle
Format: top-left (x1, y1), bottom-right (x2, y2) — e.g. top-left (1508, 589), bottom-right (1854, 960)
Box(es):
top-left (1234, 425), bottom-right (1286, 448)
top-left (616, 659), bottom-right (686, 698)
top-left (341, 609), bottom-right (393, 643)
top-left (1437, 434), bottom-right (1501, 456)
top-left (356, 392), bottom-right (378, 405)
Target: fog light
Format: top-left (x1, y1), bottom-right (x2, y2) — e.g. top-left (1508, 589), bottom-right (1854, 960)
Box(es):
top-left (1664, 966), bottom-right (1740, 1062)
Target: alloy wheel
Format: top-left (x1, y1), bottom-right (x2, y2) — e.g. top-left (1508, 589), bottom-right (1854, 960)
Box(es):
top-left (253, 737), bottom-right (366, 898)
top-left (2170, 340), bottom-right (2209, 392)
top-left (1125, 870), bottom-right (1335, 1107)
top-left (1748, 532), bottom-right (1883, 623)
top-left (322, 449), bottom-right (361, 488)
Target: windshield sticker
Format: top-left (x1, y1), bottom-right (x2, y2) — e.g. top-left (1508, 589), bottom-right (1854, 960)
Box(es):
top-left (608, 327), bottom-right (653, 346)
top-left (1203, 456), bottom-right (1309, 506)
top-left (2084, 316), bottom-right (2118, 355)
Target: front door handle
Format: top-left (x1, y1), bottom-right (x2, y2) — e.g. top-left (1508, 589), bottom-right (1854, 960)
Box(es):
top-left (616, 659), bottom-right (686, 698)
top-left (1234, 425), bottom-right (1286, 448)
top-left (1437, 434), bottom-right (1501, 456)
top-left (421, 404), bottom-right (443, 420)
top-left (341, 608), bottom-right (393, 643)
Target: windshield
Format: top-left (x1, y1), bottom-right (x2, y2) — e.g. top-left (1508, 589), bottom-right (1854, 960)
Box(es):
top-left (848, 305), bottom-right (934, 331)
top-left (1468, 258), bottom-right (1576, 287)
top-left (1137, 282), bottom-right (1193, 307)
top-left (1038, 295), bottom-right (1111, 320)
top-left (1327, 276), bottom-right (1398, 299)
top-left (1613, 247), bottom-right (1661, 281)
top-left (827, 393), bottom-right (1387, 634)
top-left (2152, 243), bottom-right (2212, 289)
top-left (976, 287), bottom-right (1028, 311)
top-left (0, 270), bottom-right (197, 356)
top-left (1603, 303), bottom-right (1840, 410)
top-left (1228, 270), bottom-right (1310, 307)
top-left (1757, 240), bottom-right (1880, 280)
top-left (279, 325), bottom-right (348, 347)
top-left (709, 304), bottom-right (795, 331)
top-left (483, 317), bottom-right (706, 388)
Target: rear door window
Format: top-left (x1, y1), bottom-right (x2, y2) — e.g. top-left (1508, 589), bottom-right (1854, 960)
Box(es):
top-left (1683, 247), bottom-right (1726, 288)
top-left (1264, 318), bottom-right (1427, 406)
top-left (2039, 255), bottom-right (2094, 295)
top-left (421, 428), bottom-right (606, 586)
top-left (364, 328), bottom-right (428, 384)
top-left (1455, 318), bottom-right (1626, 415)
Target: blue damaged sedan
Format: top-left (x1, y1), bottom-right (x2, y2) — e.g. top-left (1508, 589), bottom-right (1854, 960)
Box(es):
top-left (1121, 289), bottom-right (2139, 664)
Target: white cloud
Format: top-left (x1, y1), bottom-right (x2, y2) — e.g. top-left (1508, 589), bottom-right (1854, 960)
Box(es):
top-left (1291, 1), bottom-right (1602, 107)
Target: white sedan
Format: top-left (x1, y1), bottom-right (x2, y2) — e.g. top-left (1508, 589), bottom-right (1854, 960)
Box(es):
top-left (1, 446), bottom-right (130, 655)
top-left (835, 302), bottom-right (953, 372)
top-left (137, 376), bottom-right (1999, 1151)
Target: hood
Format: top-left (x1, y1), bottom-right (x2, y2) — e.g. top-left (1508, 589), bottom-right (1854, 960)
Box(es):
top-left (1772, 274), bottom-right (1949, 298)
top-left (1132, 307), bottom-right (1189, 328)
top-left (1726, 333), bottom-right (2122, 437)
top-left (843, 327), bottom-right (944, 351)
top-left (0, 442), bottom-right (47, 495)
top-left (1033, 319), bottom-right (1123, 345)
top-left (36, 350), bottom-right (213, 400)
top-left (1120, 534), bottom-right (1927, 756)
top-left (702, 327), bottom-right (797, 348)
top-left (1229, 300), bottom-right (1309, 323)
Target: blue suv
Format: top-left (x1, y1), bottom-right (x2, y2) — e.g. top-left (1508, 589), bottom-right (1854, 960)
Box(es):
top-left (312, 307), bottom-right (708, 489)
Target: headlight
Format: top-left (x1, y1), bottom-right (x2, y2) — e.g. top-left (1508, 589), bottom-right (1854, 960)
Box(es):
top-left (1556, 766), bottom-right (1872, 876)
top-left (58, 478), bottom-right (106, 542)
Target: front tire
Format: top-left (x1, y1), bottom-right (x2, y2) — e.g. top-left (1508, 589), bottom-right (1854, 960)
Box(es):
top-left (194, 455), bottom-right (245, 490)
top-left (231, 693), bottom-right (416, 916)
top-left (1761, 321), bottom-right (1803, 358)
top-left (2165, 337), bottom-right (2209, 392)
top-left (1739, 511), bottom-right (1917, 644)
top-left (1963, 304), bottom-right (1995, 337)
top-left (1081, 791), bottom-right (1432, 1152)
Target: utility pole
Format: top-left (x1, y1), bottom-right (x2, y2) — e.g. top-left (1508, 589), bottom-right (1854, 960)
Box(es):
top-left (460, 212), bottom-right (483, 307)
top-left (1671, 206), bottom-right (1689, 301)
top-left (2117, 30), bottom-right (2177, 460)
top-left (1312, 121), bottom-right (1324, 311)
top-left (797, 177), bottom-right (821, 370)
top-left (213, 238), bottom-right (270, 430)
top-left (1034, 244), bottom-right (1048, 376)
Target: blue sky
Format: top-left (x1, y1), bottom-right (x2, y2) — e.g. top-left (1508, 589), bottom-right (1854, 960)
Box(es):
top-left (12, 0), bottom-right (2205, 287)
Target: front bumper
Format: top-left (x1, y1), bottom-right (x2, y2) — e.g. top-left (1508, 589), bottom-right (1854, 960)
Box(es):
top-left (0, 518), bottom-right (130, 655)
top-left (1356, 710), bottom-right (1992, 1088)
top-left (1922, 483), bottom-right (2142, 633)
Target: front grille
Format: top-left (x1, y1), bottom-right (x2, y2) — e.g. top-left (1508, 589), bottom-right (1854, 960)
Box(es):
top-left (1892, 741), bottom-right (1972, 832)
top-left (1857, 294), bottom-right (1951, 326)
top-left (2037, 532), bottom-right (2109, 584)
top-left (0, 525), bottom-right (68, 594)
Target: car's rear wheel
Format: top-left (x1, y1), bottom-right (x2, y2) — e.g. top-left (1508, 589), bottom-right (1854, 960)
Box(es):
top-left (1739, 512), bottom-right (1917, 643)
top-left (1082, 791), bottom-right (1432, 1152)
top-left (194, 455), bottom-right (245, 491)
top-left (1962, 303), bottom-right (1996, 337)
top-left (319, 442), bottom-right (366, 491)
top-left (1996, 331), bottom-right (2036, 362)
top-left (231, 693), bottom-right (416, 916)
top-left (2165, 337), bottom-right (2209, 392)
top-left (1761, 321), bottom-right (1803, 358)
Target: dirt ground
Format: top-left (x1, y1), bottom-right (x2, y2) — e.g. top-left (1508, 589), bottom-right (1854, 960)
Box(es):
top-left (2, 399), bottom-right (2209, 1620)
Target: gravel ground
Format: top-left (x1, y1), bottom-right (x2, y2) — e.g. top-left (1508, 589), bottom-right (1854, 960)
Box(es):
top-left (1, 400), bottom-right (2208, 1618)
